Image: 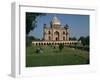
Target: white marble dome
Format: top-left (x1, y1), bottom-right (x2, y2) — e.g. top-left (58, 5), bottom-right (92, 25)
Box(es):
top-left (51, 16), bottom-right (61, 25)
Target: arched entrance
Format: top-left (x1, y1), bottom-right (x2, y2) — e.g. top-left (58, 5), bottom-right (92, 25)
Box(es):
top-left (54, 31), bottom-right (59, 41)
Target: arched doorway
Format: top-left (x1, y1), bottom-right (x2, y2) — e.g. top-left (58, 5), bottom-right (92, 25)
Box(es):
top-left (54, 31), bottom-right (59, 41)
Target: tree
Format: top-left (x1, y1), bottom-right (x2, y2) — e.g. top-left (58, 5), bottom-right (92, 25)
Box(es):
top-left (85, 36), bottom-right (89, 45)
top-left (59, 43), bottom-right (64, 52)
top-left (26, 36), bottom-right (32, 46)
top-left (26, 13), bottom-right (46, 46)
top-left (69, 37), bottom-right (77, 40)
top-left (26, 36), bottom-right (40, 47)
top-left (26, 12), bottom-right (45, 35)
top-left (78, 36), bottom-right (89, 46)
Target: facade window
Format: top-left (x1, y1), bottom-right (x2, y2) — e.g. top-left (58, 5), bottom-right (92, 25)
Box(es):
top-left (48, 31), bottom-right (51, 34)
top-left (63, 36), bottom-right (65, 40)
top-left (63, 31), bottom-right (65, 35)
top-left (56, 37), bottom-right (57, 40)
top-left (49, 36), bottom-right (51, 40)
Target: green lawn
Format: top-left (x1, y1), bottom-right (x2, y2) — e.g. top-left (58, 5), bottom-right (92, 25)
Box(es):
top-left (26, 45), bottom-right (89, 67)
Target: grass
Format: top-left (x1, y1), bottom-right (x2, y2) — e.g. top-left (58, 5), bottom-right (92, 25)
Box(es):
top-left (26, 45), bottom-right (89, 67)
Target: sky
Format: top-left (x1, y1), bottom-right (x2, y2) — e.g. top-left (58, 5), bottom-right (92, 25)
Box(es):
top-left (28, 13), bottom-right (89, 39)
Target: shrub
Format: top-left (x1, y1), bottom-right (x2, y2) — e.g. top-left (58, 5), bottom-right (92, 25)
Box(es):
top-left (59, 43), bottom-right (64, 52)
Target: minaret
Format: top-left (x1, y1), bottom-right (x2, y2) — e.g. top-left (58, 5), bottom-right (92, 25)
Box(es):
top-left (43, 24), bottom-right (47, 40)
top-left (64, 24), bottom-right (69, 41)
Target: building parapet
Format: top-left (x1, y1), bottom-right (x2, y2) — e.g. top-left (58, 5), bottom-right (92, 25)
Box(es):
top-left (32, 40), bottom-right (80, 45)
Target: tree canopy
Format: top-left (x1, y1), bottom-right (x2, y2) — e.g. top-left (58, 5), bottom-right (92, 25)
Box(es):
top-left (59, 43), bottom-right (64, 52)
top-left (78, 36), bottom-right (89, 46)
top-left (26, 13), bottom-right (46, 46)
top-left (26, 12), bottom-right (45, 35)
top-left (69, 37), bottom-right (77, 40)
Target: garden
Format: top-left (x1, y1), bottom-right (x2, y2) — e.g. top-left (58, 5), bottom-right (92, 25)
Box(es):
top-left (26, 44), bottom-right (89, 67)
